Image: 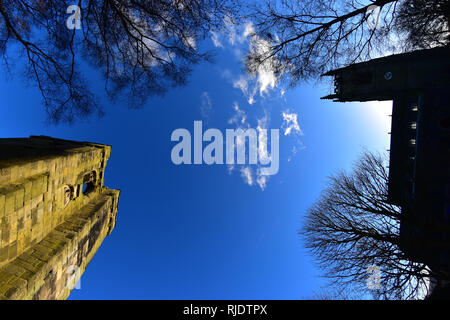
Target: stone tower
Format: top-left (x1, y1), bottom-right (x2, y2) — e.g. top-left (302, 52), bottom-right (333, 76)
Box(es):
top-left (0, 136), bottom-right (120, 300)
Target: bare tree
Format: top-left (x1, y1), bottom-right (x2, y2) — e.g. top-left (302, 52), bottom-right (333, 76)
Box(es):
top-left (396, 0), bottom-right (450, 50)
top-left (304, 287), bottom-right (357, 300)
top-left (301, 151), bottom-right (435, 300)
top-left (0, 0), bottom-right (238, 123)
top-left (245, 0), bottom-right (450, 87)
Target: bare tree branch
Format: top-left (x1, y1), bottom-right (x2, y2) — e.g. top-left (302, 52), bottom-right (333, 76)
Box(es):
top-left (0, 0), bottom-right (239, 123)
top-left (301, 151), bottom-right (438, 300)
top-left (245, 0), bottom-right (449, 87)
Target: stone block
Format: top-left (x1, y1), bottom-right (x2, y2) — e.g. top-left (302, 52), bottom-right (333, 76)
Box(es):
top-left (0, 194), bottom-right (5, 219)
top-left (4, 192), bottom-right (15, 217)
top-left (23, 180), bottom-right (32, 202)
top-left (31, 179), bottom-right (42, 199)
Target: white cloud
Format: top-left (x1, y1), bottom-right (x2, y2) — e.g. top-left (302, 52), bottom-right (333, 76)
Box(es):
top-left (172, 0), bottom-right (186, 10)
top-left (210, 31), bottom-right (223, 48)
top-left (233, 76), bottom-right (248, 96)
top-left (224, 21), bottom-right (281, 105)
top-left (224, 15), bottom-right (238, 45)
top-left (227, 105), bottom-right (272, 191)
top-left (256, 174), bottom-right (268, 190)
top-left (257, 115), bottom-right (270, 163)
top-left (249, 36), bottom-right (277, 96)
top-left (200, 92), bottom-right (212, 120)
top-left (215, 20), bottom-right (302, 191)
top-left (243, 22), bottom-right (255, 38)
top-left (283, 113), bottom-right (305, 163)
top-left (255, 115), bottom-right (272, 190)
top-left (257, 67), bottom-right (277, 96)
top-left (282, 111), bottom-right (302, 136)
top-left (221, 69), bottom-right (232, 80)
top-left (240, 167), bottom-right (254, 186)
top-left (228, 102), bottom-right (247, 126)
top-left (287, 146), bottom-right (298, 163)
top-left (124, 16), bottom-right (175, 68)
top-left (183, 36), bottom-right (197, 50)
top-left (233, 76), bottom-right (257, 105)
top-left (224, 19), bottom-right (257, 48)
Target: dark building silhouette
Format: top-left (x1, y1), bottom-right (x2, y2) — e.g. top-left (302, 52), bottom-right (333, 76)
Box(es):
top-left (322, 47), bottom-right (450, 272)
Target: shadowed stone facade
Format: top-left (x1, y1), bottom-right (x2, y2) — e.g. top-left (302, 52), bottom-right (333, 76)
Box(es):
top-left (322, 46), bottom-right (450, 270)
top-left (0, 136), bottom-right (120, 300)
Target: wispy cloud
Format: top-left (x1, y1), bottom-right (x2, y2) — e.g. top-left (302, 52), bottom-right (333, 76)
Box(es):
top-left (243, 22), bottom-right (255, 38)
top-left (257, 115), bottom-right (270, 164)
top-left (182, 35), bottom-right (197, 50)
top-left (282, 111), bottom-right (305, 163)
top-left (241, 165), bottom-right (268, 190)
top-left (256, 174), bottom-right (268, 190)
top-left (233, 76), bottom-right (257, 105)
top-left (224, 16), bottom-right (238, 46)
top-left (240, 167), bottom-right (254, 186)
top-left (229, 108), bottom-right (273, 190)
top-left (210, 31), bottom-right (223, 48)
top-left (228, 102), bottom-right (247, 126)
top-left (282, 111), bottom-right (302, 136)
top-left (232, 76), bottom-right (249, 96)
top-left (224, 16), bottom-right (250, 46)
top-left (224, 22), bottom-right (280, 105)
top-left (212, 20), bottom-right (305, 190)
top-left (255, 114), bottom-right (272, 190)
top-left (246, 24), bottom-right (278, 96)
top-left (200, 92), bottom-right (213, 120)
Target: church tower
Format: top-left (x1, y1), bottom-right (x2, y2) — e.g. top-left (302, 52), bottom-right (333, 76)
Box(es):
top-left (0, 136), bottom-right (120, 299)
top-left (322, 46), bottom-right (450, 270)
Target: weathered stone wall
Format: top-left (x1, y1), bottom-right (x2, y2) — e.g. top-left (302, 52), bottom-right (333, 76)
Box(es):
top-left (0, 136), bottom-right (120, 300)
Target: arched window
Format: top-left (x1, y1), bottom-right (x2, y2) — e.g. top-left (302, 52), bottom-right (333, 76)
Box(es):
top-left (82, 171), bottom-right (97, 195)
top-left (64, 185), bottom-right (74, 207)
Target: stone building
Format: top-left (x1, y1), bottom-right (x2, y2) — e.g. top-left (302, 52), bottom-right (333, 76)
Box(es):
top-left (0, 136), bottom-right (120, 299)
top-left (322, 46), bottom-right (450, 270)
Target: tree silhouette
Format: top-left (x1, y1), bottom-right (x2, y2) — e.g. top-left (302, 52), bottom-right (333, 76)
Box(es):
top-left (0, 0), bottom-right (238, 123)
top-left (245, 0), bottom-right (449, 86)
top-left (301, 151), bottom-right (435, 300)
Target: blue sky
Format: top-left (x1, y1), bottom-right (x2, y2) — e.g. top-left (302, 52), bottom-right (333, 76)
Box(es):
top-left (0, 22), bottom-right (392, 299)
